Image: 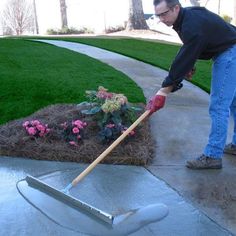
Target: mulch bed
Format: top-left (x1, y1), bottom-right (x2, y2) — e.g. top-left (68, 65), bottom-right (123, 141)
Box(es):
top-left (0, 104), bottom-right (155, 166)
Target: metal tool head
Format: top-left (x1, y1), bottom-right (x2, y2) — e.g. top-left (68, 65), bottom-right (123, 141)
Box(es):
top-left (25, 175), bottom-right (114, 224)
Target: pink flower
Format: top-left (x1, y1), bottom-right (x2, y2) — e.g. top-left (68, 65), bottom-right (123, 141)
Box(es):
top-left (31, 120), bottom-right (40, 126)
top-left (27, 127), bottom-right (37, 135)
top-left (69, 141), bottom-right (77, 146)
top-left (106, 124), bottom-right (115, 128)
top-left (23, 121), bottom-right (30, 127)
top-left (36, 124), bottom-right (45, 131)
top-left (77, 135), bottom-right (81, 140)
top-left (46, 128), bottom-right (50, 133)
top-left (61, 122), bottom-right (67, 129)
top-left (129, 130), bottom-right (135, 136)
top-left (73, 120), bottom-right (86, 129)
top-left (72, 127), bottom-right (80, 134)
top-left (73, 120), bottom-right (83, 126)
top-left (96, 91), bottom-right (113, 99)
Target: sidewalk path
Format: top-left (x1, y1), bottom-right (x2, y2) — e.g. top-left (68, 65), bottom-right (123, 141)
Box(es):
top-left (36, 39), bottom-right (236, 234)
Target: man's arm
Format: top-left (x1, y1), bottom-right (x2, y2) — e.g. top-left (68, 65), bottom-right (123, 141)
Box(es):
top-left (163, 31), bottom-right (206, 89)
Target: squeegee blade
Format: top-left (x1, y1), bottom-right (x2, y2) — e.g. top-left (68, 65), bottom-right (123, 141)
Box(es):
top-left (25, 175), bottom-right (114, 224)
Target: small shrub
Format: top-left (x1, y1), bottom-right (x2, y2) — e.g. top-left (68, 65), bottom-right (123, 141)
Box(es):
top-left (46, 28), bottom-right (59, 35)
top-left (61, 119), bottom-right (87, 146)
top-left (46, 27), bottom-right (94, 35)
top-left (98, 123), bottom-right (135, 144)
top-left (79, 86), bottom-right (141, 143)
top-left (105, 25), bottom-right (125, 33)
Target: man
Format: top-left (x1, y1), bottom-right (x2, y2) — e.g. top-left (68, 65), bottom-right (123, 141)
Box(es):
top-left (147, 0), bottom-right (236, 169)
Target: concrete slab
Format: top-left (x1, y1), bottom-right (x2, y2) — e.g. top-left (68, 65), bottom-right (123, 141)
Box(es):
top-left (148, 165), bottom-right (236, 234)
top-left (0, 156), bottom-right (230, 236)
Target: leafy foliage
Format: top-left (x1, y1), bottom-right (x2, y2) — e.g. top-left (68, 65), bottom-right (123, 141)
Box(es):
top-left (61, 120), bottom-right (87, 146)
top-left (79, 86), bottom-right (142, 143)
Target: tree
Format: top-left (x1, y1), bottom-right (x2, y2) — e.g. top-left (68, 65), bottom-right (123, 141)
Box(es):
top-left (126, 0), bottom-right (148, 30)
top-left (59, 0), bottom-right (68, 29)
top-left (2, 0), bottom-right (34, 35)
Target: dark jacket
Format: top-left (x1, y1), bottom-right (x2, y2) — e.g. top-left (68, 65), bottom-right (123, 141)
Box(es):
top-left (162, 6), bottom-right (236, 90)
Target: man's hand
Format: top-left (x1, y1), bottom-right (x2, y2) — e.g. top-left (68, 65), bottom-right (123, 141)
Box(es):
top-left (185, 67), bottom-right (196, 81)
top-left (146, 94), bottom-right (166, 115)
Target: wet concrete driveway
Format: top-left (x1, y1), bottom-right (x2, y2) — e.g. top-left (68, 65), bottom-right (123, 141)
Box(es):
top-left (0, 156), bottom-right (230, 235)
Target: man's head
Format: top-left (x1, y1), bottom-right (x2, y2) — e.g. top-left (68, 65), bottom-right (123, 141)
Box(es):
top-left (153, 0), bottom-right (181, 26)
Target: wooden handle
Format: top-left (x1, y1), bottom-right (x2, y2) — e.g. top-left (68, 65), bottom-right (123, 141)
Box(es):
top-left (72, 110), bottom-right (150, 186)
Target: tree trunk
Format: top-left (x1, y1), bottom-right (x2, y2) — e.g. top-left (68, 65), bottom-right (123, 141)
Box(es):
top-left (234, 0), bottom-right (236, 24)
top-left (59, 0), bottom-right (68, 28)
top-left (190, 0), bottom-right (200, 6)
top-left (204, 0), bottom-right (210, 7)
top-left (126, 0), bottom-right (148, 30)
top-left (33, 0), bottom-right (39, 34)
top-left (218, 0), bottom-right (221, 15)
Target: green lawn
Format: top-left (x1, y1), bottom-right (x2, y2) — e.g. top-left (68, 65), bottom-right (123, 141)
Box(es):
top-left (52, 37), bottom-right (212, 92)
top-left (0, 38), bottom-right (145, 125)
top-left (1, 36), bottom-right (212, 125)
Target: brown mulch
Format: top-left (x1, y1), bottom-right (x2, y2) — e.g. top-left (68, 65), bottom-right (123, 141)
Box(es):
top-left (0, 104), bottom-right (155, 166)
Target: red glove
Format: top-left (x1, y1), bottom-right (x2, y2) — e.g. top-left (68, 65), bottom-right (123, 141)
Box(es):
top-left (146, 95), bottom-right (166, 114)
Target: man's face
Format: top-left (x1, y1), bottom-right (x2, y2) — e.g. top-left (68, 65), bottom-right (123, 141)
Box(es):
top-left (154, 1), bottom-right (180, 26)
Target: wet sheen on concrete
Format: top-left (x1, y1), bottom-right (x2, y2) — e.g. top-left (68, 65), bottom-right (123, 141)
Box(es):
top-left (17, 169), bottom-right (169, 236)
top-left (0, 157), bottom-right (230, 235)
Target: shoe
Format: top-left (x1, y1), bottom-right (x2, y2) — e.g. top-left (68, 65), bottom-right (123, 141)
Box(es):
top-left (224, 143), bottom-right (236, 155)
top-left (186, 154), bottom-right (222, 169)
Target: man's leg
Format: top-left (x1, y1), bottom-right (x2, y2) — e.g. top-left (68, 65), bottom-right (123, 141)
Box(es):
top-left (224, 94), bottom-right (236, 154)
top-left (186, 45), bottom-right (236, 169)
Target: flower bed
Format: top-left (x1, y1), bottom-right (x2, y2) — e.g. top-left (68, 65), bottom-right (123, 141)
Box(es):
top-left (0, 104), bottom-right (155, 165)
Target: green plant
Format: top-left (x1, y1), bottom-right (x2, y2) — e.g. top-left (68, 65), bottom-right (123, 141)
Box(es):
top-left (61, 119), bottom-right (87, 146)
top-left (79, 86), bottom-right (141, 143)
top-left (98, 123), bottom-right (135, 144)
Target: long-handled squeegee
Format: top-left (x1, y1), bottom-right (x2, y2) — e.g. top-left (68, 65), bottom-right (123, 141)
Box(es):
top-left (25, 110), bottom-right (150, 224)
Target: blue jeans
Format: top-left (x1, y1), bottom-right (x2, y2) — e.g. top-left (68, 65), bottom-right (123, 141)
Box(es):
top-left (204, 44), bottom-right (236, 159)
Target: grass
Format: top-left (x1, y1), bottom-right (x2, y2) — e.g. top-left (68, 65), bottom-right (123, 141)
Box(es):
top-left (45, 37), bottom-right (212, 92)
top-left (1, 36), bottom-right (213, 125)
top-left (0, 38), bottom-right (145, 125)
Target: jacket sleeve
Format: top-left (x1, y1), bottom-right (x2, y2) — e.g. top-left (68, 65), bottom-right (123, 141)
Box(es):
top-left (162, 31), bottom-right (207, 90)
